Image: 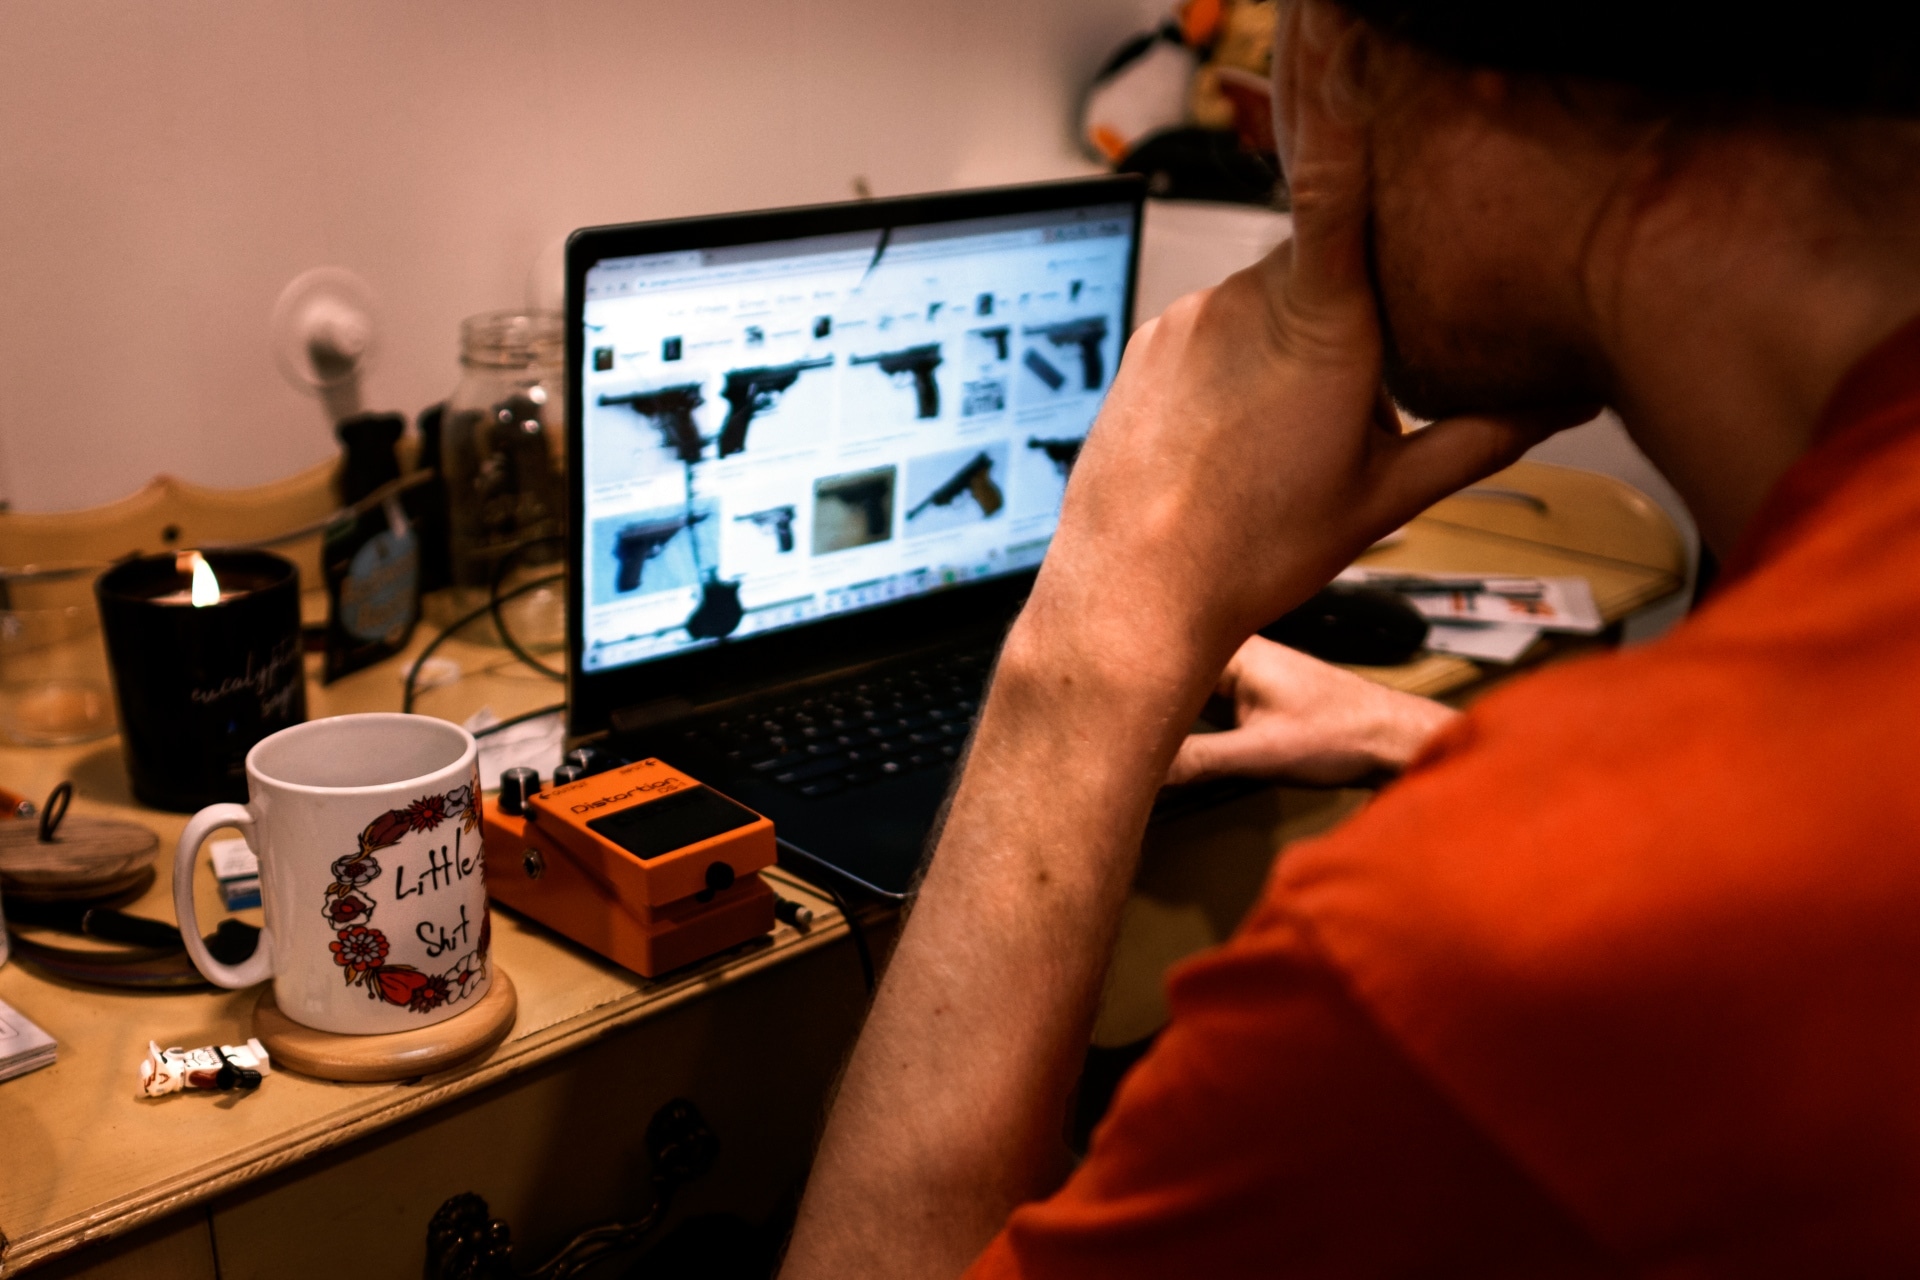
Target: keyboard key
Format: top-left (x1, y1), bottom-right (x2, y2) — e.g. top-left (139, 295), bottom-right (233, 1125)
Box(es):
top-left (749, 750), bottom-right (809, 773)
top-left (776, 755), bottom-right (847, 784)
top-left (799, 778), bottom-right (844, 798)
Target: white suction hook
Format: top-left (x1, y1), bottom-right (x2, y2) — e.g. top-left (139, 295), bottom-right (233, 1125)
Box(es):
top-left (270, 266), bottom-right (380, 425)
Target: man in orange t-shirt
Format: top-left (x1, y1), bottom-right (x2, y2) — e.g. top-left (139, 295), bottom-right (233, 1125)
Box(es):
top-left (782, 3), bottom-right (1920, 1276)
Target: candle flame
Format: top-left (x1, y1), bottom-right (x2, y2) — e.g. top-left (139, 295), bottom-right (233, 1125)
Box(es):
top-left (184, 552), bottom-right (221, 607)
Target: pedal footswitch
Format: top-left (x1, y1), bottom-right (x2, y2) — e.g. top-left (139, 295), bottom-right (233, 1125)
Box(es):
top-left (482, 758), bottom-right (776, 977)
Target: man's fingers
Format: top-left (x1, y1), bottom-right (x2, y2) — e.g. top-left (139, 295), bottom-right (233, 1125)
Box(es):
top-left (1168, 729), bottom-right (1282, 787)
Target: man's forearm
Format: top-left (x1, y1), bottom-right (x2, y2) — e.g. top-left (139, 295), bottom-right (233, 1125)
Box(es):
top-left (782, 607), bottom-right (1216, 1279)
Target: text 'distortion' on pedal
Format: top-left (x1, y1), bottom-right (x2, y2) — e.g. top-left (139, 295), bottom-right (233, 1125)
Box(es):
top-left (481, 759), bottom-right (776, 977)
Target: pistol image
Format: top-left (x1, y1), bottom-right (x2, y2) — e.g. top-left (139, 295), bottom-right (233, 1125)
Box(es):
top-left (718, 357), bottom-right (833, 458)
top-left (598, 385), bottom-right (707, 464)
top-left (1023, 349), bottom-right (1066, 392)
top-left (814, 471), bottom-right (896, 550)
top-left (734, 504), bottom-right (797, 553)
top-left (1023, 317), bottom-right (1109, 391)
top-left (907, 451), bottom-right (1004, 521)
top-left (1027, 435), bottom-right (1085, 480)
top-left (612, 512), bottom-right (706, 593)
top-left (850, 343), bottom-right (943, 419)
top-left (974, 326), bottom-right (1011, 361)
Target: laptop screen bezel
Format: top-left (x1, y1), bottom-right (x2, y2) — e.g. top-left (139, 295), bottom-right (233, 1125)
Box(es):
top-left (564, 175), bottom-right (1147, 738)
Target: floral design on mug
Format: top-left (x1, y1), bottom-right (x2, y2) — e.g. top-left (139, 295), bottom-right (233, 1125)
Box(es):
top-left (319, 771), bottom-right (490, 1015)
top-left (329, 924), bottom-right (389, 974)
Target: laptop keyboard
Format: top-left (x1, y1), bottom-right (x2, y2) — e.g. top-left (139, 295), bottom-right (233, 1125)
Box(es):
top-left (685, 647), bottom-right (993, 799)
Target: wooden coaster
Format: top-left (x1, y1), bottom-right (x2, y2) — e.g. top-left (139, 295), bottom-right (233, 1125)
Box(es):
top-left (0, 816), bottom-right (158, 901)
top-left (253, 969), bottom-right (518, 1083)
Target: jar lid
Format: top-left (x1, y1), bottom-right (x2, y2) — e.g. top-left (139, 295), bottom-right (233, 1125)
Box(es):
top-left (460, 310), bottom-right (564, 368)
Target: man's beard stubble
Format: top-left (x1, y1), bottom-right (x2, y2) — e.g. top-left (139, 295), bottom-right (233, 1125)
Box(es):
top-left (1366, 214), bottom-right (1610, 426)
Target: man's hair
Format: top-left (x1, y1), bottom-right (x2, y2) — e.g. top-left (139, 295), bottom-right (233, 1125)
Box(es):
top-left (1338, 2), bottom-right (1920, 117)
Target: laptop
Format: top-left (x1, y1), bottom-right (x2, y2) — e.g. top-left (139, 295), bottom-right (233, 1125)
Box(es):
top-left (564, 176), bottom-right (1146, 900)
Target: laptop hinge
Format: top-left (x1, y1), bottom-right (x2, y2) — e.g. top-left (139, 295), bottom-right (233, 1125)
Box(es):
top-left (609, 697), bottom-right (697, 737)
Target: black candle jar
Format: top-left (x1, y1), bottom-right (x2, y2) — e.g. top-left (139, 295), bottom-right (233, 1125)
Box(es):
top-left (96, 550), bottom-right (308, 812)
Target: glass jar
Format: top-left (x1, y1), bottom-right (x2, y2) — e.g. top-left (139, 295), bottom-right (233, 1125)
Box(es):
top-left (436, 311), bottom-right (567, 648)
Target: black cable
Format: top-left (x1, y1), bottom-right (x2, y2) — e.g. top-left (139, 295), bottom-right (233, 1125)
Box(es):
top-left (37, 781), bottom-right (71, 843)
top-left (773, 838), bottom-right (878, 995)
top-left (403, 572), bottom-right (565, 714)
top-left (470, 702), bottom-right (567, 739)
top-left (804, 864), bottom-right (877, 998)
top-left (487, 535), bottom-right (568, 681)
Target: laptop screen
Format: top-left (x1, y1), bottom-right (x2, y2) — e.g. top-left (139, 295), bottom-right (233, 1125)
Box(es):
top-left (575, 197), bottom-right (1139, 676)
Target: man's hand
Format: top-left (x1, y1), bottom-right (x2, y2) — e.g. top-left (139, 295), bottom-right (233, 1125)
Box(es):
top-left (1026, 2), bottom-right (1567, 682)
top-left (1169, 637), bottom-right (1458, 786)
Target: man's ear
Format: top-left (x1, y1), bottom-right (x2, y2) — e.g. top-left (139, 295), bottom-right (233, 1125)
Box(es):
top-left (1273, 0), bottom-right (1371, 186)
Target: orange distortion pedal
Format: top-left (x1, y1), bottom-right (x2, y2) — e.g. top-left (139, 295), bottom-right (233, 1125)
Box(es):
top-left (481, 758), bottom-right (776, 977)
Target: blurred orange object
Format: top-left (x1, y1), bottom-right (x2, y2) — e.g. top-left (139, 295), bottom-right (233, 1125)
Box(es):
top-left (481, 759), bottom-right (775, 978)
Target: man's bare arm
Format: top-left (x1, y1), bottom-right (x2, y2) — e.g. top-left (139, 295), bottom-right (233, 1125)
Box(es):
top-left (780, 5), bottom-right (1567, 1276)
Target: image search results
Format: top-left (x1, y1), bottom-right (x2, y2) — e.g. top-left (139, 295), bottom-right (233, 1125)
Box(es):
top-left (578, 206), bottom-right (1132, 674)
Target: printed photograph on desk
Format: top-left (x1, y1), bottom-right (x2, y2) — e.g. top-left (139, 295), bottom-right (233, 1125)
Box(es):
top-left (1337, 568), bottom-right (1605, 633)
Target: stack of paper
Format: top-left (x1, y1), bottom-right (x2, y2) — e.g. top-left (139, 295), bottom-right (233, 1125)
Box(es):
top-left (1337, 568), bottom-right (1605, 665)
top-left (0, 996), bottom-right (56, 1084)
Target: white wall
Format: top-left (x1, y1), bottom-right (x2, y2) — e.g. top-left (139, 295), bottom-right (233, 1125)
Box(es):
top-left (0, 0), bottom-right (1165, 513)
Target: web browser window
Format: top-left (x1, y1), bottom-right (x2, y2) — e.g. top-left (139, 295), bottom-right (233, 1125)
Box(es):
top-left (578, 202), bottom-right (1137, 674)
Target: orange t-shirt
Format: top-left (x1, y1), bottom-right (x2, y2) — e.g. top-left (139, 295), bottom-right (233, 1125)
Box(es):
top-left (969, 319), bottom-right (1920, 1278)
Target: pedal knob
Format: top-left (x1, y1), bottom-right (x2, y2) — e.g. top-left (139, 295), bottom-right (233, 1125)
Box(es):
top-left (565, 746), bottom-right (603, 776)
top-left (497, 767), bottom-right (540, 816)
top-left (552, 763), bottom-right (585, 785)
top-left (705, 862), bottom-right (735, 892)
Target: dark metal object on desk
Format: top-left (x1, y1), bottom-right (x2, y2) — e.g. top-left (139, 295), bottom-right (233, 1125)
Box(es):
top-left (96, 549), bottom-right (307, 812)
top-left (496, 767), bottom-right (540, 816)
top-left (1260, 584), bottom-right (1429, 667)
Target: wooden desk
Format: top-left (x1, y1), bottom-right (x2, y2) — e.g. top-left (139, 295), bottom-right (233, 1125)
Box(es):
top-left (0, 460), bottom-right (1682, 1278)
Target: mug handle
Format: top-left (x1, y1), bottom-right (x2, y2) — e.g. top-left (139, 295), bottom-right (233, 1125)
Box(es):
top-left (173, 803), bottom-right (274, 988)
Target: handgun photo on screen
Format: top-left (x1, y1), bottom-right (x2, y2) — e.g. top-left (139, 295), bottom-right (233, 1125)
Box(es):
top-left (1022, 316), bottom-right (1109, 392)
top-left (600, 382), bottom-right (708, 465)
top-left (590, 500), bottom-right (720, 604)
top-left (1027, 435), bottom-right (1084, 481)
top-left (717, 358), bottom-right (833, 458)
top-left (812, 466), bottom-right (896, 554)
top-left (850, 343), bottom-right (943, 419)
top-left (904, 444), bottom-right (1006, 535)
top-left (734, 503), bottom-right (798, 554)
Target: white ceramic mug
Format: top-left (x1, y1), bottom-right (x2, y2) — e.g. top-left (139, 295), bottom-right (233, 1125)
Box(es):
top-left (174, 713), bottom-right (491, 1034)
